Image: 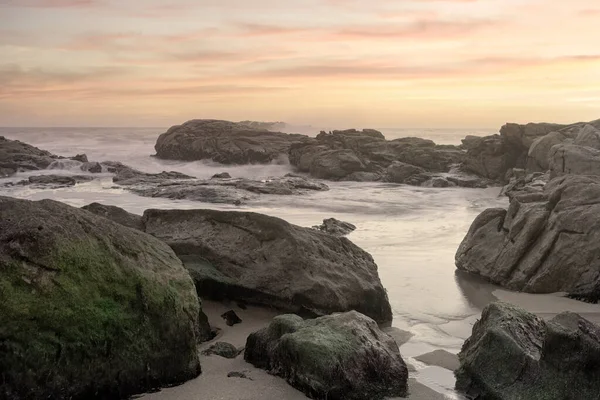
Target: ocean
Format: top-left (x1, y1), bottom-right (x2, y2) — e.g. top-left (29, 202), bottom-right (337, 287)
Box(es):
top-left (0, 126), bottom-right (507, 398)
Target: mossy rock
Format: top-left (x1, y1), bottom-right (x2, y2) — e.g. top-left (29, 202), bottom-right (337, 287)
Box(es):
top-left (244, 311), bottom-right (407, 400)
top-left (0, 197), bottom-right (203, 399)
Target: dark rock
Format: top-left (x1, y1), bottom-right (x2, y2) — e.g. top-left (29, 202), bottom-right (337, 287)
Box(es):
top-left (154, 119), bottom-right (309, 164)
top-left (227, 371), bottom-right (253, 380)
top-left (455, 302), bottom-right (600, 400)
top-left (446, 175), bottom-right (488, 188)
top-left (201, 342), bottom-right (240, 358)
top-left (384, 161), bottom-right (426, 183)
top-left (143, 208), bottom-right (393, 323)
top-left (428, 177), bottom-right (451, 188)
top-left (313, 218), bottom-right (356, 237)
top-left (415, 350), bottom-right (460, 371)
top-left (549, 143), bottom-right (600, 177)
top-left (81, 161), bottom-right (102, 173)
top-left (70, 154), bottom-right (89, 163)
top-left (456, 175), bottom-right (600, 299)
top-left (12, 174), bottom-right (96, 189)
top-left (499, 171), bottom-right (549, 200)
top-left (527, 131), bottom-right (569, 172)
top-left (211, 172), bottom-right (232, 179)
top-left (221, 310), bottom-right (242, 326)
top-left (244, 311), bottom-right (408, 400)
top-left (82, 202), bottom-right (145, 231)
top-left (0, 196), bottom-right (203, 399)
top-left (0, 136), bottom-right (57, 173)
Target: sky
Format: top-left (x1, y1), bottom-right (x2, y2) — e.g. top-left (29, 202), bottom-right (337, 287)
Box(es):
top-left (0, 0), bottom-right (599, 128)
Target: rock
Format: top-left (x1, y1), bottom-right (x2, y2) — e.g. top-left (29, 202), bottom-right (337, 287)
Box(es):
top-left (527, 131), bottom-right (568, 172)
top-left (238, 120), bottom-right (287, 131)
top-left (221, 310), bottom-right (242, 326)
top-left (428, 176), bottom-right (451, 188)
top-left (455, 302), bottom-right (600, 400)
top-left (0, 196), bottom-right (204, 399)
top-left (313, 218), bottom-right (356, 237)
top-left (111, 164), bottom-right (195, 186)
top-left (244, 311), bottom-right (408, 400)
top-left (211, 172), bottom-right (231, 179)
top-left (461, 134), bottom-right (509, 180)
top-left (154, 119), bottom-right (309, 164)
top-left (201, 342), bottom-right (240, 359)
top-left (575, 124), bottom-right (600, 149)
top-left (81, 161), bottom-right (102, 173)
top-left (70, 153), bottom-right (88, 163)
top-left (15, 174), bottom-right (95, 188)
top-left (384, 161), bottom-right (426, 183)
top-left (499, 172), bottom-right (549, 200)
top-left (289, 129), bottom-right (463, 183)
top-left (446, 175), bottom-right (488, 188)
top-left (143, 208), bottom-right (393, 323)
top-left (549, 143), bottom-right (600, 177)
top-left (456, 175), bottom-right (600, 300)
top-left (227, 371), bottom-right (253, 380)
top-left (0, 136), bottom-right (57, 173)
top-left (82, 202), bottom-right (145, 231)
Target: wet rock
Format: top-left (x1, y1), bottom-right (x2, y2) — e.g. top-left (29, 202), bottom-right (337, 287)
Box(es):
top-left (201, 342), bottom-right (240, 359)
top-left (70, 153), bottom-right (89, 163)
top-left (384, 161), bottom-right (426, 183)
top-left (211, 172), bottom-right (231, 179)
top-left (143, 208), bottom-right (393, 323)
top-left (0, 196), bottom-right (203, 399)
top-left (14, 174), bottom-right (95, 189)
top-left (313, 218), bottom-right (356, 237)
top-left (81, 161), bottom-right (102, 173)
top-left (455, 302), bottom-right (600, 400)
top-left (456, 175), bottom-right (600, 299)
top-left (446, 175), bottom-right (488, 188)
top-left (0, 136), bottom-right (57, 173)
top-left (245, 311), bottom-right (408, 400)
top-left (227, 371), bottom-right (253, 380)
top-left (82, 202), bottom-right (144, 231)
top-left (221, 310), bottom-right (242, 326)
top-left (154, 119), bottom-right (309, 164)
top-left (428, 176), bottom-right (451, 188)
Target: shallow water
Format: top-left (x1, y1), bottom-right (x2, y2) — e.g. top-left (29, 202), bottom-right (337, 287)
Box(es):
top-left (2, 126), bottom-right (589, 399)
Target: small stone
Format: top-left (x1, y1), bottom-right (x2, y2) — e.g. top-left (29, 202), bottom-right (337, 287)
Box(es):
top-left (227, 371), bottom-right (252, 380)
top-left (211, 172), bottom-right (232, 179)
top-left (221, 310), bottom-right (242, 326)
top-left (201, 342), bottom-right (240, 359)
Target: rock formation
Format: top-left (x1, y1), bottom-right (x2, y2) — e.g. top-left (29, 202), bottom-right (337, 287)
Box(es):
top-left (456, 302), bottom-right (600, 400)
top-left (0, 196), bottom-right (204, 399)
top-left (245, 311), bottom-right (408, 400)
top-left (456, 175), bottom-right (600, 301)
top-left (143, 208), bottom-right (393, 323)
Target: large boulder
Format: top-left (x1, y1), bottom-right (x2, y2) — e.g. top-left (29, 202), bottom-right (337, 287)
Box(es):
top-left (574, 124), bottom-right (600, 149)
top-left (384, 161), bottom-right (426, 183)
top-left (154, 119), bottom-right (309, 164)
top-left (527, 131), bottom-right (569, 172)
top-left (245, 311), bottom-right (408, 400)
top-left (0, 136), bottom-right (57, 176)
top-left (461, 134), bottom-right (507, 180)
top-left (82, 202), bottom-right (145, 231)
top-left (549, 143), bottom-right (600, 177)
top-left (456, 175), bottom-right (600, 301)
top-left (143, 208), bottom-right (393, 323)
top-left (0, 197), bottom-right (204, 399)
top-left (456, 302), bottom-right (600, 400)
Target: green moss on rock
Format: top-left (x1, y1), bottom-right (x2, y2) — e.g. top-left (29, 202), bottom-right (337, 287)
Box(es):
top-left (0, 197), bottom-right (202, 400)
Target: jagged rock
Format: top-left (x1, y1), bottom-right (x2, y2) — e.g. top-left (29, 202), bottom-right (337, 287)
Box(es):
top-left (575, 124), bottom-right (600, 149)
top-left (456, 302), bottom-right (600, 400)
top-left (245, 311), bottom-right (408, 400)
top-left (154, 119), bottom-right (309, 164)
top-left (500, 172), bottom-right (549, 200)
top-left (211, 172), bottom-right (231, 179)
top-left (0, 196), bottom-right (204, 399)
top-left (549, 143), bottom-right (600, 177)
top-left (527, 131), bottom-right (569, 172)
top-left (82, 202), bottom-right (144, 231)
top-left (384, 161), bottom-right (426, 183)
top-left (0, 136), bottom-right (57, 175)
top-left (70, 154), bottom-right (88, 163)
top-left (143, 208), bottom-right (393, 323)
top-left (313, 218), bottom-right (356, 237)
top-left (456, 175), bottom-right (600, 300)
top-left (81, 161), bottom-right (102, 173)
top-left (201, 342), bottom-right (240, 359)
top-left (428, 177), bottom-right (451, 188)
top-left (221, 310), bottom-right (242, 326)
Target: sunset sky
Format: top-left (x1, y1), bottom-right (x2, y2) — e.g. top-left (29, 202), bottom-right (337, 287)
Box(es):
top-left (1, 0), bottom-right (599, 128)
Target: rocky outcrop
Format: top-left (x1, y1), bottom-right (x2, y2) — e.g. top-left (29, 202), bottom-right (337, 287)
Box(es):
top-left (456, 175), bottom-right (600, 301)
top-left (313, 218), bottom-right (356, 237)
top-left (499, 170), bottom-right (549, 200)
top-left (574, 123), bottom-right (600, 149)
top-left (82, 202), bottom-right (144, 231)
top-left (289, 129), bottom-right (464, 184)
top-left (143, 208), bottom-right (393, 323)
top-left (549, 143), bottom-right (600, 177)
top-left (0, 136), bottom-right (57, 177)
top-left (154, 119), bottom-right (309, 164)
top-left (461, 120), bottom-right (600, 181)
top-left (3, 174), bottom-right (95, 189)
top-left (245, 311), bottom-right (408, 400)
top-left (455, 302), bottom-right (600, 400)
top-left (0, 196), bottom-right (204, 399)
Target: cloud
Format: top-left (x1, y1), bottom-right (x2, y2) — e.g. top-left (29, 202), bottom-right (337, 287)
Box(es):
top-left (0, 0), bottom-right (102, 8)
